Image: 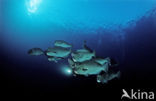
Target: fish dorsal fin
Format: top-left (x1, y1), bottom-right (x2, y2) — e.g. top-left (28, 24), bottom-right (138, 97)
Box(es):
top-left (76, 49), bottom-right (90, 53)
top-left (83, 41), bottom-right (93, 53)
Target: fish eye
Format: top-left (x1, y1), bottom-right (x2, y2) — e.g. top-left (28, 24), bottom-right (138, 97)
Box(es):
top-left (82, 68), bottom-right (88, 71)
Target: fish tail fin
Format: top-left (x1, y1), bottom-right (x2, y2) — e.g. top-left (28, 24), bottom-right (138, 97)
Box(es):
top-left (110, 58), bottom-right (119, 67)
top-left (102, 64), bottom-right (109, 73)
top-left (105, 57), bottom-right (111, 65)
top-left (68, 58), bottom-right (75, 68)
top-left (28, 48), bottom-right (44, 56)
top-left (116, 71), bottom-right (121, 79)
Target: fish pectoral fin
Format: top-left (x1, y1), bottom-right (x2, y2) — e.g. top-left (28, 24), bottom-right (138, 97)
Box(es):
top-left (54, 60), bottom-right (58, 63)
top-left (73, 73), bottom-right (77, 77)
top-left (84, 74), bottom-right (89, 77)
top-left (57, 57), bottom-right (65, 59)
top-left (68, 58), bottom-right (75, 68)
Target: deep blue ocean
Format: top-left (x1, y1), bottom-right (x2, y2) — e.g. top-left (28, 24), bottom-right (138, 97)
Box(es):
top-left (1, 0), bottom-right (156, 98)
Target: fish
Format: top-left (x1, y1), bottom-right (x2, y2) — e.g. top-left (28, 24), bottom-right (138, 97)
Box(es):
top-left (71, 51), bottom-right (95, 62)
top-left (75, 49), bottom-right (90, 53)
top-left (93, 57), bottom-right (111, 66)
top-left (46, 46), bottom-right (71, 58)
top-left (47, 56), bottom-right (62, 63)
top-left (54, 40), bottom-right (72, 48)
top-left (68, 59), bottom-right (109, 76)
top-left (97, 71), bottom-right (120, 84)
top-left (28, 48), bottom-right (44, 56)
top-left (71, 41), bottom-right (95, 62)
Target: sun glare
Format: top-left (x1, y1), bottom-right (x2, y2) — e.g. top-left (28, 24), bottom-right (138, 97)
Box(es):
top-left (26, 0), bottom-right (42, 14)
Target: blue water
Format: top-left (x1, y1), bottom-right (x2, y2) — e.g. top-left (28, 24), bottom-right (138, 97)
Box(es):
top-left (1, 0), bottom-right (156, 95)
top-left (1, 0), bottom-right (155, 58)
top-left (1, 0), bottom-right (156, 50)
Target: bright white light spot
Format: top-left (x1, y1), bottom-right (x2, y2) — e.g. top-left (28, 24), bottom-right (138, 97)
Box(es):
top-left (67, 69), bottom-right (72, 74)
top-left (65, 68), bottom-right (72, 75)
top-left (61, 66), bottom-right (72, 76)
top-left (26, 0), bottom-right (42, 14)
